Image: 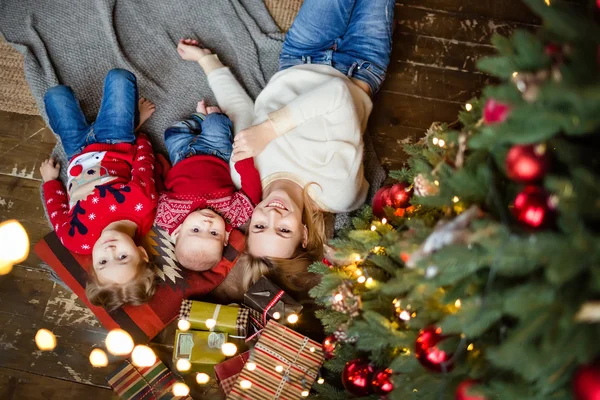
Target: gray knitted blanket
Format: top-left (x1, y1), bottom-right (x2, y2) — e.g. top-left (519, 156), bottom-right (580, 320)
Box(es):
top-left (0, 0), bottom-right (384, 231)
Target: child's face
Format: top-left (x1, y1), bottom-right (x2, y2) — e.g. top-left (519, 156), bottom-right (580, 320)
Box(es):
top-left (92, 230), bottom-right (148, 285)
top-left (173, 209), bottom-right (228, 264)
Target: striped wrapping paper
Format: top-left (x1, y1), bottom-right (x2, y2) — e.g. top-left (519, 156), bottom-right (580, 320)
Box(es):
top-left (107, 358), bottom-right (193, 400)
top-left (227, 321), bottom-right (324, 400)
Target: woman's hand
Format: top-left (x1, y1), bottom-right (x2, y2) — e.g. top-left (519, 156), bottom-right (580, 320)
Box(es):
top-left (177, 39), bottom-right (212, 62)
top-left (232, 121), bottom-right (277, 162)
top-left (40, 158), bottom-right (60, 182)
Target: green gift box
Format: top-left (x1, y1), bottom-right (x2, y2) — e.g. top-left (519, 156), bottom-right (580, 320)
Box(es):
top-left (179, 300), bottom-right (249, 338)
top-left (173, 329), bottom-right (228, 372)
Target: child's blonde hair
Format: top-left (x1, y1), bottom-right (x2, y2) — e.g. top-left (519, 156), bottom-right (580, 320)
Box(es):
top-left (85, 260), bottom-right (156, 311)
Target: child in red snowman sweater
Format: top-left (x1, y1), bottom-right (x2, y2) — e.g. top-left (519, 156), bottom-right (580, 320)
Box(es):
top-left (40, 69), bottom-right (158, 311)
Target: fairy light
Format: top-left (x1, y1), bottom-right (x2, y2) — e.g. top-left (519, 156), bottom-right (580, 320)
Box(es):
top-left (240, 380), bottom-right (252, 389)
top-left (287, 314), bottom-right (299, 324)
top-left (205, 318), bottom-right (217, 330)
top-left (438, 139), bottom-right (446, 147)
top-left (366, 277), bottom-right (374, 285)
top-left (544, 0), bottom-right (550, 5)
top-left (172, 383), bottom-right (190, 396)
top-left (221, 342), bottom-right (238, 357)
top-left (452, 196), bottom-right (460, 203)
top-left (0, 220), bottom-right (29, 275)
top-left (512, 71), bottom-right (519, 77)
top-left (178, 319), bottom-right (191, 331)
top-left (89, 348), bottom-right (108, 367)
top-left (105, 329), bottom-right (134, 356)
top-left (432, 137), bottom-right (439, 145)
top-left (411, 312), bottom-right (417, 318)
top-left (371, 225), bottom-right (376, 231)
top-left (246, 362), bottom-right (257, 371)
top-left (334, 293), bottom-right (343, 302)
top-left (465, 103), bottom-right (473, 111)
top-left (434, 180), bottom-right (440, 186)
top-left (275, 365), bottom-right (284, 373)
top-left (381, 218), bottom-right (387, 224)
top-left (354, 255), bottom-right (361, 262)
top-left (35, 329), bottom-right (57, 351)
top-left (176, 358), bottom-right (192, 372)
top-left (357, 276), bottom-right (366, 283)
top-left (131, 345), bottom-right (157, 367)
top-left (467, 343), bottom-right (474, 351)
top-left (317, 377), bottom-right (325, 384)
top-left (399, 310), bottom-right (411, 321)
top-left (373, 246), bottom-right (382, 252)
top-left (196, 373), bottom-right (210, 384)
top-left (272, 312), bottom-right (281, 320)
top-left (355, 269), bottom-right (362, 276)
top-left (301, 390), bottom-right (310, 397)
top-left (309, 347), bottom-right (315, 353)
top-left (455, 299), bottom-right (462, 308)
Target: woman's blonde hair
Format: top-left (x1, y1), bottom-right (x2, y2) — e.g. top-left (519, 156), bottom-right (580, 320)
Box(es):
top-left (85, 261), bottom-right (156, 312)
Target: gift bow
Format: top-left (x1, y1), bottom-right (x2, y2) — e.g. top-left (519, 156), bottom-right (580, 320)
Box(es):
top-left (246, 290), bottom-right (285, 342)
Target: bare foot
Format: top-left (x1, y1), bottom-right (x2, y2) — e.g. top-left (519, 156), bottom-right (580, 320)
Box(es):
top-left (207, 106), bottom-right (221, 114)
top-left (177, 39), bottom-right (212, 62)
top-left (137, 97), bottom-right (156, 130)
top-left (196, 100), bottom-right (221, 115)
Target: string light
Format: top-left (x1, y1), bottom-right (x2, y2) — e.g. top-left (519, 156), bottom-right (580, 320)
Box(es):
top-left (172, 383), bottom-right (190, 396)
top-left (381, 218), bottom-right (387, 224)
top-left (131, 345), bottom-right (156, 367)
top-left (301, 390), bottom-right (310, 397)
top-left (432, 137), bottom-right (439, 145)
top-left (434, 180), bottom-right (440, 186)
top-left (105, 329), bottom-right (134, 356)
top-left (465, 103), bottom-right (473, 111)
top-left (196, 373), bottom-right (210, 384)
top-left (178, 320), bottom-right (191, 331)
top-left (334, 293), bottom-right (343, 302)
top-left (275, 365), bottom-right (284, 373)
top-left (357, 275), bottom-right (366, 283)
top-left (317, 377), bottom-right (325, 384)
top-left (0, 220), bottom-right (30, 276)
top-left (309, 347), bottom-right (315, 353)
top-left (355, 269), bottom-right (362, 276)
top-left (221, 342), bottom-right (238, 357)
top-left (35, 329), bottom-right (57, 351)
top-left (544, 0), bottom-right (550, 5)
top-left (370, 225), bottom-right (376, 231)
top-left (205, 318), bottom-right (217, 329)
top-left (452, 196), bottom-right (460, 203)
top-left (287, 314), bottom-right (299, 324)
top-left (176, 359), bottom-right (192, 372)
top-left (366, 277), bottom-right (374, 286)
top-left (438, 139), bottom-right (446, 147)
top-left (455, 299), bottom-right (462, 308)
top-left (89, 348), bottom-right (108, 367)
top-left (246, 362), bottom-right (257, 371)
top-left (272, 312), bottom-right (281, 320)
top-left (354, 255), bottom-right (361, 262)
top-left (240, 380), bottom-right (252, 389)
top-left (399, 310), bottom-right (411, 321)
top-left (512, 71), bottom-right (519, 78)
top-left (467, 343), bottom-right (474, 351)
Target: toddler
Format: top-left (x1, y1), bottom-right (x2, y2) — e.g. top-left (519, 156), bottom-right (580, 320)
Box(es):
top-left (40, 69), bottom-right (158, 311)
top-left (155, 99), bottom-right (261, 272)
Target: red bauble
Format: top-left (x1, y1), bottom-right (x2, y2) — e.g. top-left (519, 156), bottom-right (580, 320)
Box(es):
top-left (372, 186), bottom-right (393, 218)
top-left (456, 380), bottom-right (487, 400)
top-left (342, 359), bottom-right (375, 396)
top-left (372, 368), bottom-right (394, 396)
top-left (512, 186), bottom-right (555, 228)
top-left (415, 326), bottom-right (454, 372)
top-left (505, 144), bottom-right (549, 182)
top-left (573, 363), bottom-right (600, 400)
top-left (322, 334), bottom-right (337, 360)
top-left (483, 99), bottom-right (511, 125)
top-left (389, 182), bottom-right (413, 209)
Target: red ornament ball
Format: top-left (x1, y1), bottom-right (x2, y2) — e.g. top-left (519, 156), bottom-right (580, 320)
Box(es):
top-left (573, 363), bottom-right (600, 400)
top-left (483, 99), bottom-right (511, 125)
top-left (415, 326), bottom-right (454, 372)
top-left (372, 368), bottom-right (394, 396)
top-left (342, 359), bottom-right (375, 397)
top-left (372, 186), bottom-right (393, 219)
top-left (505, 144), bottom-right (550, 182)
top-left (322, 334), bottom-right (337, 360)
top-left (456, 380), bottom-right (487, 400)
top-left (512, 186), bottom-right (556, 228)
top-left (389, 182), bottom-right (413, 209)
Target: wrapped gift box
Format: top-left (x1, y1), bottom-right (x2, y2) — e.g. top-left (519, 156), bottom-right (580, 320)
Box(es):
top-left (227, 321), bottom-right (324, 400)
top-left (214, 351), bottom-right (251, 396)
top-left (243, 277), bottom-right (303, 325)
top-left (107, 358), bottom-right (193, 400)
top-left (173, 329), bottom-right (228, 372)
top-left (179, 300), bottom-right (250, 338)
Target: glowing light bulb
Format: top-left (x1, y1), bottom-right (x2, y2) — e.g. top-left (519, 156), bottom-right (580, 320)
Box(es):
top-left (381, 218), bottom-right (387, 224)
top-left (334, 293), bottom-right (343, 302)
top-left (131, 345), bottom-right (156, 367)
top-left (222, 342), bottom-right (238, 357)
top-left (176, 358), bottom-right (192, 372)
top-left (357, 276), bottom-right (366, 283)
top-left (467, 343), bottom-right (474, 351)
top-left (301, 390), bottom-right (310, 397)
top-left (205, 318), bottom-right (216, 329)
top-left (272, 312), bottom-right (281, 320)
top-left (544, 0), bottom-right (550, 5)
top-left (177, 319), bottom-right (191, 331)
top-left (317, 377), bottom-right (325, 384)
top-left (465, 103), bottom-right (473, 112)
top-left (399, 310), bottom-right (411, 321)
top-left (196, 373), bottom-right (210, 384)
top-left (246, 362), bottom-right (257, 371)
top-left (309, 347), bottom-right (315, 353)
top-left (35, 329), bottom-right (57, 351)
top-left (355, 269), bottom-right (362, 276)
top-left (455, 299), bottom-right (462, 308)
top-left (105, 329), bottom-right (134, 356)
top-left (354, 255), bottom-right (361, 262)
top-left (438, 139), bottom-right (446, 147)
top-left (172, 383), bottom-right (190, 396)
top-left (432, 137), bottom-right (439, 145)
top-left (287, 314), bottom-right (299, 324)
top-left (240, 380), bottom-right (252, 390)
top-left (0, 220), bottom-right (29, 275)
top-left (452, 196), bottom-right (460, 203)
top-left (89, 348), bottom-right (108, 367)
top-left (275, 365), bottom-right (284, 373)
top-left (370, 225), bottom-right (376, 231)
top-left (366, 277), bottom-right (374, 285)
top-left (512, 71), bottom-right (519, 78)
top-left (434, 180), bottom-right (440, 186)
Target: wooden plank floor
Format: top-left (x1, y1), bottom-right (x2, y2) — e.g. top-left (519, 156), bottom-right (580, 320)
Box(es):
top-left (0, 1), bottom-right (538, 398)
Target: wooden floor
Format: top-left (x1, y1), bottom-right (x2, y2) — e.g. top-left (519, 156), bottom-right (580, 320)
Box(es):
top-left (0, 1), bottom-right (539, 398)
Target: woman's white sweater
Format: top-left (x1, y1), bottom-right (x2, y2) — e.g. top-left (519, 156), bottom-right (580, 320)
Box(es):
top-left (202, 56), bottom-right (373, 213)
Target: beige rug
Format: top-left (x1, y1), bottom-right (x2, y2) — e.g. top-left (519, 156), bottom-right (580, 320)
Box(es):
top-left (0, 0), bottom-right (302, 116)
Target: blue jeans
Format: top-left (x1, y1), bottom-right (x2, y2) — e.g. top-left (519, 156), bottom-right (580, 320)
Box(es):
top-left (280, 0), bottom-right (394, 96)
top-left (44, 69), bottom-right (139, 159)
top-left (164, 113), bottom-right (233, 166)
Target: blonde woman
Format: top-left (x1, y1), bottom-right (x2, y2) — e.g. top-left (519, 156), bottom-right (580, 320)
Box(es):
top-left (177, 0), bottom-right (394, 291)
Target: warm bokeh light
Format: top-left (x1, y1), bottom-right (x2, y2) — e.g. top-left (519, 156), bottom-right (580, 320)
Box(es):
top-left (275, 365), bottom-right (284, 373)
top-left (455, 299), bottom-right (462, 308)
top-left (205, 318), bottom-right (216, 330)
top-left (221, 342), bottom-right (238, 357)
top-left (35, 329), bottom-right (57, 351)
top-left (172, 382), bottom-right (190, 396)
top-left (381, 218), bottom-right (387, 224)
top-left (247, 362), bottom-right (257, 371)
top-left (178, 319), bottom-right (191, 331)
top-left (272, 312), bottom-right (281, 320)
top-left (334, 293), bottom-right (343, 302)
top-left (357, 276), bottom-right (366, 283)
top-left (399, 310), bottom-right (411, 321)
top-left (317, 377), bottom-right (325, 384)
top-left (131, 345), bottom-right (156, 367)
top-left (240, 379), bottom-right (252, 389)
top-left (176, 358), bottom-right (192, 372)
top-left (196, 372), bottom-right (210, 384)
top-left (89, 348), bottom-right (108, 367)
top-left (0, 220), bottom-right (29, 275)
top-left (370, 225), bottom-right (376, 231)
top-left (287, 314), bottom-right (299, 324)
top-left (452, 196), bottom-right (460, 203)
top-left (105, 329), bottom-right (134, 356)
top-left (301, 390), bottom-right (310, 397)
top-left (465, 103), bottom-right (473, 112)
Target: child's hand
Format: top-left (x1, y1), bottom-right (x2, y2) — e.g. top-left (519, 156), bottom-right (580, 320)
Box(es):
top-left (40, 158), bottom-right (61, 182)
top-left (177, 39), bottom-right (212, 62)
top-left (232, 121), bottom-right (277, 162)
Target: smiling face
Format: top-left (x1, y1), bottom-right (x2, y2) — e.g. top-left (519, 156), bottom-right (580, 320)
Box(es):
top-left (248, 190), bottom-right (307, 259)
top-left (92, 230), bottom-right (148, 285)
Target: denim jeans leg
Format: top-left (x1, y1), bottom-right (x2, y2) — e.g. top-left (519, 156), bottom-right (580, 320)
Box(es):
top-left (44, 85), bottom-right (92, 159)
top-left (189, 113), bottom-right (234, 163)
top-left (164, 115), bottom-right (204, 166)
top-left (93, 69), bottom-right (139, 145)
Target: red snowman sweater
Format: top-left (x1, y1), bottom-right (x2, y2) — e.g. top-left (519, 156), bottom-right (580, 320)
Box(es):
top-left (43, 134), bottom-right (158, 254)
top-left (154, 156), bottom-right (261, 234)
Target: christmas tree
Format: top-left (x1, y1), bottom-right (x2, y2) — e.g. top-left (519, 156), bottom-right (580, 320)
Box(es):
top-left (310, 0), bottom-right (600, 399)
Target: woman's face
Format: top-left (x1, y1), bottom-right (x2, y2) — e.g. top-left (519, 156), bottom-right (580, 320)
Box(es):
top-left (248, 190), bottom-right (307, 259)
